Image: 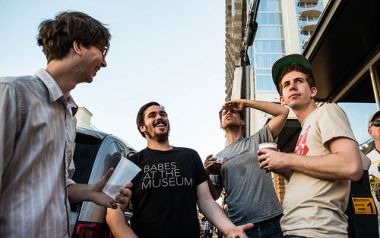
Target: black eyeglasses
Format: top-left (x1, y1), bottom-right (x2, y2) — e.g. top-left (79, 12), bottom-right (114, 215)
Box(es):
top-left (97, 46), bottom-right (108, 57)
top-left (369, 120), bottom-right (380, 128)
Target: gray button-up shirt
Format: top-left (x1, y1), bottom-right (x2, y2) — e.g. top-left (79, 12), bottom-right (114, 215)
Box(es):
top-left (0, 69), bottom-right (77, 237)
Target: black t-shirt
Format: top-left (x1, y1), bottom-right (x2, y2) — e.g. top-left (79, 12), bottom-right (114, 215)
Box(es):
top-left (129, 147), bottom-right (208, 238)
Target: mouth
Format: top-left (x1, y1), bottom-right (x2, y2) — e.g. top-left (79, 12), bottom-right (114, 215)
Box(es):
top-left (153, 119), bottom-right (167, 128)
top-left (93, 66), bottom-right (101, 77)
top-left (289, 94), bottom-right (300, 99)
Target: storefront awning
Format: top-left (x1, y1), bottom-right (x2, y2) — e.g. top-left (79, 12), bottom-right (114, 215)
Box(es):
top-left (303, 0), bottom-right (380, 102)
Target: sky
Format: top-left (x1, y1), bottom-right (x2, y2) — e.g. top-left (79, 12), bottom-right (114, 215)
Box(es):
top-left (0, 0), bottom-right (227, 159)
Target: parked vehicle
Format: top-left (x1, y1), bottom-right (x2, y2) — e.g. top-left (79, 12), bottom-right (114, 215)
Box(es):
top-left (70, 127), bottom-right (136, 238)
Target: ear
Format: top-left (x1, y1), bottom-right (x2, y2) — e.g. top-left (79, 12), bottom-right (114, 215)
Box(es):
top-left (280, 95), bottom-right (285, 105)
top-left (310, 87), bottom-right (317, 98)
top-left (139, 125), bottom-right (146, 134)
top-left (72, 41), bottom-right (82, 55)
top-left (241, 120), bottom-right (245, 125)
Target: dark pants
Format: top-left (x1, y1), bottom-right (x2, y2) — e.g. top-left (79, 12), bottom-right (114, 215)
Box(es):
top-left (245, 215), bottom-right (283, 238)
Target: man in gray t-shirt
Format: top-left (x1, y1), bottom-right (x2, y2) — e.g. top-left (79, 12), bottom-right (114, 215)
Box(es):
top-left (205, 99), bottom-right (289, 238)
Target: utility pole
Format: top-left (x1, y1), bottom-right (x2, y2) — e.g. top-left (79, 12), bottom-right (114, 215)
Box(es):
top-left (239, 0), bottom-right (260, 137)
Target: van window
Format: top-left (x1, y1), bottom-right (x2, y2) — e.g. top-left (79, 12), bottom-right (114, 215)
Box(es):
top-left (72, 134), bottom-right (102, 184)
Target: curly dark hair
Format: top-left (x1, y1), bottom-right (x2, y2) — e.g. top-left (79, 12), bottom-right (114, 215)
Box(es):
top-left (37, 11), bottom-right (111, 62)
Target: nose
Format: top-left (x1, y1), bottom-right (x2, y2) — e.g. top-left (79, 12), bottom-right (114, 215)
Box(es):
top-left (101, 58), bottom-right (107, 68)
top-left (288, 81), bottom-right (297, 91)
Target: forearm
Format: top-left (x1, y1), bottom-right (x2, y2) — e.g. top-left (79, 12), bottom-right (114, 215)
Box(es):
top-left (67, 183), bottom-right (93, 203)
top-left (106, 207), bottom-right (137, 238)
top-left (198, 197), bottom-right (235, 235)
top-left (242, 99), bottom-right (289, 117)
top-left (286, 153), bottom-right (362, 180)
top-left (242, 99), bottom-right (289, 137)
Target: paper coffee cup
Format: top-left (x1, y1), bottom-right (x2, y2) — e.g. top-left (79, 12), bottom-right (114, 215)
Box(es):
top-left (258, 142), bottom-right (278, 151)
top-left (258, 143), bottom-right (277, 170)
top-left (103, 156), bottom-right (141, 199)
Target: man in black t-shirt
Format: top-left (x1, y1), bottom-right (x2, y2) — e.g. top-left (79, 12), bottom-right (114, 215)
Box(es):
top-left (106, 101), bottom-right (253, 238)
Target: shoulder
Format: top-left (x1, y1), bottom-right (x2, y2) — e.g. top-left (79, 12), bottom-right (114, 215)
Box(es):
top-left (318, 103), bottom-right (349, 123)
top-left (128, 148), bottom-right (147, 161)
top-left (319, 103), bottom-right (345, 114)
top-left (0, 76), bottom-right (40, 100)
top-left (0, 75), bottom-right (42, 95)
top-left (173, 147), bottom-right (198, 154)
top-left (0, 75), bottom-right (38, 85)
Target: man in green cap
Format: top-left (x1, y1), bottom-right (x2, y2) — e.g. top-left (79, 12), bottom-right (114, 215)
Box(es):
top-left (257, 54), bottom-right (363, 238)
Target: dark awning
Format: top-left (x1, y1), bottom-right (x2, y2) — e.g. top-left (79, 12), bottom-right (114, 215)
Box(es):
top-left (303, 0), bottom-right (380, 102)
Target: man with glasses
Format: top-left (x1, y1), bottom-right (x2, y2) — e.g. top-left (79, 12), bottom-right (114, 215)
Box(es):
top-left (204, 99), bottom-right (289, 238)
top-left (258, 54), bottom-right (363, 238)
top-left (0, 11), bottom-right (130, 238)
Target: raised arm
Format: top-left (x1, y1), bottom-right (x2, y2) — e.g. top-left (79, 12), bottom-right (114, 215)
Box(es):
top-left (224, 99), bottom-right (289, 137)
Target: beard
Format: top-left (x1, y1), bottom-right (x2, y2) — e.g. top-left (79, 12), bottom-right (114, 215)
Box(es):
top-left (224, 124), bottom-right (241, 132)
top-left (156, 132), bottom-right (169, 142)
top-left (146, 129), bottom-right (169, 142)
top-left (145, 120), bottom-right (170, 142)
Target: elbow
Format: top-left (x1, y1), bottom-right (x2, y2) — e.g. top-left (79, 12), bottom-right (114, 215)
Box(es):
top-left (346, 163), bottom-right (363, 182)
top-left (349, 169), bottom-right (363, 182)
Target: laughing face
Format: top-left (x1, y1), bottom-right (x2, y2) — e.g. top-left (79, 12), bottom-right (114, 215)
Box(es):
top-left (140, 105), bottom-right (170, 142)
top-left (76, 44), bottom-right (107, 84)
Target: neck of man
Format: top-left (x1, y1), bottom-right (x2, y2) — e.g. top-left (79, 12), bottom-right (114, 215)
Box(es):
top-left (225, 126), bottom-right (243, 145)
top-left (292, 100), bottom-right (318, 125)
top-left (46, 60), bottom-right (79, 99)
top-left (146, 137), bottom-right (172, 151)
top-left (375, 141), bottom-right (380, 153)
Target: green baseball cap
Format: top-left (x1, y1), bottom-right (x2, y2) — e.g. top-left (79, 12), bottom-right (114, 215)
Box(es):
top-left (272, 54), bottom-right (313, 93)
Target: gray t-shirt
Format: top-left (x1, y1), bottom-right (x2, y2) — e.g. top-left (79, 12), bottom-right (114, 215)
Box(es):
top-left (217, 125), bottom-right (283, 225)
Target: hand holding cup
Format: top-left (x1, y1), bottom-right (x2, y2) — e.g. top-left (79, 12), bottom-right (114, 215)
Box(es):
top-left (258, 143), bottom-right (278, 172)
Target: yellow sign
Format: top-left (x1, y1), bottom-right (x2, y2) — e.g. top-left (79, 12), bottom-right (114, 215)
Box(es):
top-left (352, 197), bottom-right (377, 215)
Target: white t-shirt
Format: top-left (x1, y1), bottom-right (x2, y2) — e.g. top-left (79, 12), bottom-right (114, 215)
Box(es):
top-left (368, 149), bottom-right (380, 179)
top-left (281, 103), bottom-right (356, 238)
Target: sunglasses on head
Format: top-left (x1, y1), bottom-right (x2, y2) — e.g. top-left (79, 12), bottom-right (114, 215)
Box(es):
top-left (369, 120), bottom-right (380, 127)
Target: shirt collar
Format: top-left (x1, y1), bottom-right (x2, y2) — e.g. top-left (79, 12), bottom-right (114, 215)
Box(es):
top-left (35, 68), bottom-right (78, 115)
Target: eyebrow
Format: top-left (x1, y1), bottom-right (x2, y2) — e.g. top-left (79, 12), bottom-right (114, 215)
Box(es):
top-left (146, 110), bottom-right (167, 116)
top-left (282, 77), bottom-right (306, 85)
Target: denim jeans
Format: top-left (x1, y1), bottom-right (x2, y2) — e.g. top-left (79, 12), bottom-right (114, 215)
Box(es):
top-left (245, 216), bottom-right (283, 238)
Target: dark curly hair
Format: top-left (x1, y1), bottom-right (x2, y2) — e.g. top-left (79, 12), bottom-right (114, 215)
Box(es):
top-left (37, 11), bottom-right (111, 62)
